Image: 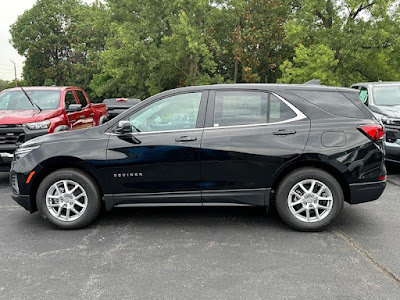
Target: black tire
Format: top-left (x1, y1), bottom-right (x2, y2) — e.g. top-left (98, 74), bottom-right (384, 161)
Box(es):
top-left (36, 169), bottom-right (101, 229)
top-left (275, 168), bottom-right (344, 231)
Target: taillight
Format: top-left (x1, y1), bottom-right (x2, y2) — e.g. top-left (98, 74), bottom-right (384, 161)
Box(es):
top-left (116, 98), bottom-right (127, 102)
top-left (358, 124), bottom-right (385, 141)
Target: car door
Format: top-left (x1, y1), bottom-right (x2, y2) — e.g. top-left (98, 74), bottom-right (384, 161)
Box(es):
top-left (200, 89), bottom-right (310, 206)
top-left (105, 90), bottom-right (208, 205)
top-left (64, 90), bottom-right (85, 130)
top-left (74, 89), bottom-right (94, 127)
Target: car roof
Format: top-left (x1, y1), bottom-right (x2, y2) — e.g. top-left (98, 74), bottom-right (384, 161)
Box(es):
top-left (351, 81), bottom-right (400, 87)
top-left (4, 86), bottom-right (82, 92)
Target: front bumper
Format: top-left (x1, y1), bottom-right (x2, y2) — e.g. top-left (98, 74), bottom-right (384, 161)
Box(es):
top-left (348, 181), bottom-right (386, 204)
top-left (11, 193), bottom-right (33, 212)
top-left (384, 125), bottom-right (400, 162)
top-left (0, 153), bottom-right (13, 171)
top-left (10, 171), bottom-right (37, 213)
top-left (0, 126), bottom-right (48, 168)
top-left (385, 140), bottom-right (400, 163)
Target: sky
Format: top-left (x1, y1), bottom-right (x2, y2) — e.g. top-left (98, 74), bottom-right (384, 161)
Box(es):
top-left (0, 0), bottom-right (94, 81)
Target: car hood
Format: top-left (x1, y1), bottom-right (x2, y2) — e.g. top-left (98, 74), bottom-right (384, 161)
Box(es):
top-left (0, 109), bottom-right (60, 124)
top-left (378, 106), bottom-right (400, 118)
top-left (22, 127), bottom-right (91, 148)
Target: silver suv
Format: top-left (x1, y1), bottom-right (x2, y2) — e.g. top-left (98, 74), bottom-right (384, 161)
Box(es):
top-left (351, 82), bottom-right (400, 162)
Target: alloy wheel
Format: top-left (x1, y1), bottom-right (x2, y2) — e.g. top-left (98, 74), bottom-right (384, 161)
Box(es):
top-left (287, 179), bottom-right (334, 223)
top-left (45, 179), bottom-right (88, 222)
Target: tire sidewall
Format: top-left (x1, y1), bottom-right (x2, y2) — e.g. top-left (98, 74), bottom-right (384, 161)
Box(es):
top-left (276, 168), bottom-right (344, 231)
top-left (36, 169), bottom-right (101, 229)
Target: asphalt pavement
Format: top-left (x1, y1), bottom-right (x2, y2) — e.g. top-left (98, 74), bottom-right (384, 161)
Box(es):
top-left (1, 165), bottom-right (400, 299)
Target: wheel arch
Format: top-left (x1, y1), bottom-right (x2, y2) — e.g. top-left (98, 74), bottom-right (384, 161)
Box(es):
top-left (29, 156), bottom-right (104, 212)
top-left (270, 159), bottom-right (350, 205)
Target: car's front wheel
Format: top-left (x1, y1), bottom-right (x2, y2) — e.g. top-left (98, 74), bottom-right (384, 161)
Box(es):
top-left (275, 168), bottom-right (344, 231)
top-left (36, 169), bottom-right (101, 229)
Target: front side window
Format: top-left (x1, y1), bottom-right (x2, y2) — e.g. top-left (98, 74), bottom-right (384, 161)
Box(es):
top-left (213, 91), bottom-right (296, 127)
top-left (65, 91), bottom-right (78, 108)
top-left (373, 85), bottom-right (400, 106)
top-left (359, 87), bottom-right (368, 105)
top-left (75, 90), bottom-right (88, 107)
top-left (128, 92), bottom-right (202, 133)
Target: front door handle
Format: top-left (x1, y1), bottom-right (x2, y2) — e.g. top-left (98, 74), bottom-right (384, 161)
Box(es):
top-left (273, 129), bottom-right (296, 136)
top-left (80, 115), bottom-right (85, 119)
top-left (175, 136), bottom-right (197, 143)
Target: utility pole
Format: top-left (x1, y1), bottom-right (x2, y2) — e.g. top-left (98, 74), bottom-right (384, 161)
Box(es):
top-left (9, 60), bottom-right (17, 87)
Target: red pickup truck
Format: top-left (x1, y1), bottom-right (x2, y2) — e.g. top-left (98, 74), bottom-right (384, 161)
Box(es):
top-left (0, 86), bottom-right (108, 170)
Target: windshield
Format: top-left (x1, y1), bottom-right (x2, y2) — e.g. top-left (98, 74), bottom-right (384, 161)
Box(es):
top-left (0, 90), bottom-right (60, 110)
top-left (373, 86), bottom-right (400, 106)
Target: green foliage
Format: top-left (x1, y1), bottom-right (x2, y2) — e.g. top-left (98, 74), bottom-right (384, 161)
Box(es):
top-left (279, 44), bottom-right (340, 85)
top-left (9, 0), bottom-right (400, 98)
top-left (232, 0), bottom-right (291, 83)
top-left (10, 0), bottom-right (108, 100)
top-left (0, 80), bottom-right (12, 91)
top-left (280, 0), bottom-right (400, 86)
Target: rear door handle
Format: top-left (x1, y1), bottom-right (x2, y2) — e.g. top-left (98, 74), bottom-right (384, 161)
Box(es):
top-left (175, 136), bottom-right (197, 143)
top-left (80, 115), bottom-right (85, 119)
top-left (273, 129), bottom-right (296, 136)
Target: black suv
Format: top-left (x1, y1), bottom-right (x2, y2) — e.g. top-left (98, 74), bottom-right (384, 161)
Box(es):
top-left (10, 84), bottom-right (386, 231)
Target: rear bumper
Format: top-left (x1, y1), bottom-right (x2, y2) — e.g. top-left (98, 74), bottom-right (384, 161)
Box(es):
top-left (348, 181), bottom-right (386, 204)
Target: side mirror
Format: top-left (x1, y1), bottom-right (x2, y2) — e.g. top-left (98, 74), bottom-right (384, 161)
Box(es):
top-left (66, 104), bottom-right (82, 112)
top-left (114, 120), bottom-right (132, 134)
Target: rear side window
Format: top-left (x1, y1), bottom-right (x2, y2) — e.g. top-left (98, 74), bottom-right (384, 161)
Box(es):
top-left (269, 94), bottom-right (296, 122)
top-left (289, 89), bottom-right (367, 118)
top-left (213, 91), bottom-right (297, 127)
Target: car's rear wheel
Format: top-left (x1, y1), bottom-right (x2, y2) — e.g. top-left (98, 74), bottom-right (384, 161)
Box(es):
top-left (275, 168), bottom-right (344, 231)
top-left (36, 169), bottom-right (101, 229)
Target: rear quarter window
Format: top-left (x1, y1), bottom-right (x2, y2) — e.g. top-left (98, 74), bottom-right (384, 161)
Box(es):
top-left (288, 89), bottom-right (368, 119)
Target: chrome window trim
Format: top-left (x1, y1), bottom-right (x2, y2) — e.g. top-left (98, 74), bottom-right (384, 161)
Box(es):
top-left (107, 92), bottom-right (307, 135)
top-left (106, 127), bottom-right (202, 136)
top-left (205, 92), bottom-right (307, 131)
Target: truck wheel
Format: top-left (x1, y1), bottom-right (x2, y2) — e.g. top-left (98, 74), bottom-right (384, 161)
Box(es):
top-left (275, 168), bottom-right (344, 231)
top-left (36, 169), bottom-right (101, 229)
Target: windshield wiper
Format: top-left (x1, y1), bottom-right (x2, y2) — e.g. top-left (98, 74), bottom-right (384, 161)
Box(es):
top-left (20, 87), bottom-right (42, 111)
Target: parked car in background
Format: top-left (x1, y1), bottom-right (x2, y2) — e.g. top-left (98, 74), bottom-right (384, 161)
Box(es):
top-left (10, 84), bottom-right (386, 231)
top-left (351, 82), bottom-right (400, 163)
top-left (102, 98), bottom-right (140, 119)
top-left (0, 86), bottom-right (108, 170)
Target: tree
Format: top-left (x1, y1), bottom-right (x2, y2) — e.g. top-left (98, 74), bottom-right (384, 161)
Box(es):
top-left (232, 0), bottom-right (291, 83)
top-left (91, 0), bottom-right (226, 99)
top-left (10, 0), bottom-right (108, 100)
top-left (279, 0), bottom-right (400, 86)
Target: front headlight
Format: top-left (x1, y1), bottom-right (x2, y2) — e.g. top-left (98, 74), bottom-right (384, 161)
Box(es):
top-left (24, 120), bottom-right (51, 130)
top-left (14, 144), bottom-right (41, 160)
